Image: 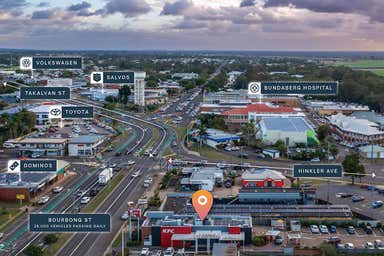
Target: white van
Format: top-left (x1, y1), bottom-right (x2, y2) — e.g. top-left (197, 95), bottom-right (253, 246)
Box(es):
top-left (3, 142), bottom-right (15, 148)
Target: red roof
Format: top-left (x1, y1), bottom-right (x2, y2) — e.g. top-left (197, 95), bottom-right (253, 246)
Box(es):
top-left (222, 103), bottom-right (295, 116)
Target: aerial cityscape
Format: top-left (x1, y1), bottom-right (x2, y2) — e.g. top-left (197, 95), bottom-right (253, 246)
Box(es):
top-left (0, 1), bottom-right (384, 256)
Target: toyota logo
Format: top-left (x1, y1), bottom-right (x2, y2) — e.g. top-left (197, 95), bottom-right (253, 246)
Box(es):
top-left (50, 108), bottom-right (61, 116)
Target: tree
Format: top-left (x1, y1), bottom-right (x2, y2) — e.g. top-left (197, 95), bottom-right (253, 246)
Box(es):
top-left (329, 144), bottom-right (339, 157)
top-left (105, 95), bottom-right (117, 103)
top-left (118, 85), bottom-right (131, 105)
top-left (274, 139), bottom-right (287, 157)
top-left (198, 124), bottom-right (207, 148)
top-left (43, 234), bottom-right (58, 245)
top-left (316, 125), bottom-right (332, 141)
top-left (23, 244), bottom-right (43, 256)
top-left (320, 243), bottom-right (338, 256)
top-left (342, 153), bottom-right (365, 185)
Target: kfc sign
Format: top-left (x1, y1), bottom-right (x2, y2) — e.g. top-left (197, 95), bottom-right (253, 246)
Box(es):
top-left (162, 228), bottom-right (175, 234)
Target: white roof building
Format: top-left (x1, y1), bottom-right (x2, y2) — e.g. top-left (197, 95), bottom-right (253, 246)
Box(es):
top-left (329, 113), bottom-right (384, 136)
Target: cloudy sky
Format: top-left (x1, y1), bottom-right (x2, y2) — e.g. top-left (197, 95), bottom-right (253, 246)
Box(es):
top-left (0, 0), bottom-right (383, 50)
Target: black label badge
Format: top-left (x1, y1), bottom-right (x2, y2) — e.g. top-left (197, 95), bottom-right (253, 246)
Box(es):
top-left (21, 160), bottom-right (57, 172)
top-left (293, 164), bottom-right (343, 178)
top-left (20, 87), bottom-right (70, 100)
top-left (29, 213), bottom-right (111, 233)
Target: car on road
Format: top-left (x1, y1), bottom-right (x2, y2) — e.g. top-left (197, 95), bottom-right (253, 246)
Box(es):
top-left (127, 160), bottom-right (135, 166)
top-left (319, 225), bottom-right (329, 234)
top-left (140, 248), bottom-right (150, 256)
top-left (216, 162), bottom-right (227, 169)
top-left (365, 242), bottom-right (374, 249)
top-left (344, 243), bottom-right (354, 249)
top-left (52, 186), bottom-right (63, 193)
top-left (372, 200), bottom-right (384, 208)
top-left (120, 211), bottom-right (129, 220)
top-left (76, 190), bottom-right (85, 197)
top-left (238, 153), bottom-right (248, 159)
top-left (352, 195), bottom-right (365, 202)
top-left (374, 240), bottom-right (384, 249)
top-left (31, 152), bottom-right (42, 158)
top-left (80, 196), bottom-right (91, 204)
top-left (90, 188), bottom-right (100, 197)
top-left (346, 226), bottom-right (355, 235)
top-left (329, 225), bottom-right (337, 233)
top-left (310, 157), bottom-right (320, 162)
top-left (132, 170), bottom-right (141, 178)
top-left (38, 196), bottom-right (50, 205)
top-left (336, 193), bottom-right (353, 198)
top-left (164, 247), bottom-right (175, 256)
top-left (326, 236), bottom-right (341, 244)
top-left (310, 225), bottom-right (320, 234)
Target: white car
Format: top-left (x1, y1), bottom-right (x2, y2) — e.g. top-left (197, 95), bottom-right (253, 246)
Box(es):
top-left (80, 196), bottom-right (91, 204)
top-left (164, 247), bottom-right (175, 256)
top-left (319, 225), bottom-right (329, 234)
top-left (52, 186), bottom-right (63, 193)
top-left (310, 225), bottom-right (320, 234)
top-left (140, 248), bottom-right (150, 256)
top-left (216, 162), bottom-right (227, 169)
top-left (365, 242), bottom-right (374, 249)
top-left (375, 240), bottom-right (384, 249)
top-left (344, 243), bottom-right (354, 249)
top-left (127, 160), bottom-right (135, 166)
top-left (38, 196), bottom-right (50, 205)
top-left (132, 170), bottom-right (141, 178)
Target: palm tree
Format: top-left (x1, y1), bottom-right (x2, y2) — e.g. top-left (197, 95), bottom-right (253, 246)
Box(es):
top-left (198, 124), bottom-right (207, 148)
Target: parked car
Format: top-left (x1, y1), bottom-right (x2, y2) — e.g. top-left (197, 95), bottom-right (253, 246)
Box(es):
top-left (329, 225), bottom-right (337, 233)
top-left (127, 160), bottom-right (135, 166)
top-left (38, 196), bottom-right (50, 205)
top-left (52, 186), bottom-right (63, 193)
top-left (310, 225), bottom-right (320, 234)
top-left (326, 236), bottom-right (341, 244)
top-left (80, 196), bottom-right (91, 204)
top-left (140, 248), bottom-right (150, 256)
top-left (372, 201), bottom-right (384, 208)
top-left (164, 247), bottom-right (175, 256)
top-left (365, 242), bottom-right (374, 249)
top-left (344, 243), bottom-right (355, 249)
top-left (365, 226), bottom-right (373, 234)
top-left (375, 240), bottom-right (384, 249)
top-left (346, 226), bottom-right (355, 235)
top-left (274, 235), bottom-right (283, 245)
top-left (319, 225), bottom-right (329, 234)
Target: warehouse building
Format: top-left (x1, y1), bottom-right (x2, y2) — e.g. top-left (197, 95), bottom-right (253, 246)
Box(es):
top-left (141, 211), bottom-right (252, 253)
top-left (68, 135), bottom-right (106, 156)
top-left (257, 117), bottom-right (318, 146)
top-left (0, 160), bottom-right (70, 202)
top-left (238, 187), bottom-right (317, 204)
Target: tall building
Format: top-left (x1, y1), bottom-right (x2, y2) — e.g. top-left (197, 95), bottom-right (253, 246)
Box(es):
top-left (134, 71), bottom-right (146, 106)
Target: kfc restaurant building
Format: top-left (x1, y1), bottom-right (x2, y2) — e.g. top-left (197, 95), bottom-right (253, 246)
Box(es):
top-left (141, 211), bottom-right (252, 253)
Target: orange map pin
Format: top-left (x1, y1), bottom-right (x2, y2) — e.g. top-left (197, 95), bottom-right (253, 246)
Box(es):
top-left (192, 190), bottom-right (213, 220)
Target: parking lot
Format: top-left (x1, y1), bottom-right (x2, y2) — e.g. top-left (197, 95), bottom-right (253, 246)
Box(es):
top-left (317, 184), bottom-right (384, 221)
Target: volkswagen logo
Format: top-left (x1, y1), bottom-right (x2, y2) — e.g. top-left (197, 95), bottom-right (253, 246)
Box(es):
top-left (50, 108), bottom-right (61, 116)
top-left (22, 58), bottom-right (32, 68)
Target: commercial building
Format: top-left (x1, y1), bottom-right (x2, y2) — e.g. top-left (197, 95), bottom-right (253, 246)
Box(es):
top-left (144, 88), bottom-right (168, 105)
top-left (238, 187), bottom-right (316, 204)
top-left (227, 71), bottom-right (243, 84)
top-left (222, 103), bottom-right (302, 129)
top-left (181, 167), bottom-right (224, 192)
top-left (304, 101), bottom-right (370, 115)
top-left (68, 135), bottom-right (106, 156)
top-left (134, 72), bottom-right (146, 106)
top-left (257, 117), bottom-right (318, 146)
top-left (46, 78), bottom-right (73, 87)
top-left (28, 105), bottom-right (51, 125)
top-left (328, 113), bottom-right (384, 143)
top-left (81, 88), bottom-right (119, 101)
top-left (17, 138), bottom-right (68, 157)
top-left (189, 128), bottom-right (240, 149)
top-left (171, 73), bottom-right (199, 80)
top-left (0, 160), bottom-right (70, 202)
top-left (241, 168), bottom-right (286, 188)
top-left (359, 145), bottom-right (384, 159)
top-left (351, 111), bottom-right (384, 129)
top-left (141, 211), bottom-right (252, 253)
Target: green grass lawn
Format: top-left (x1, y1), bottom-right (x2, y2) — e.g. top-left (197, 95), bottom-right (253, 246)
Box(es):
top-left (370, 69), bottom-right (384, 76)
top-left (0, 208), bottom-right (23, 229)
top-left (336, 60), bottom-right (384, 68)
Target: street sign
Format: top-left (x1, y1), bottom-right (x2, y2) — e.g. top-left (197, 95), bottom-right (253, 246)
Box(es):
top-left (16, 194), bottom-right (25, 200)
top-left (293, 164), bottom-right (343, 178)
